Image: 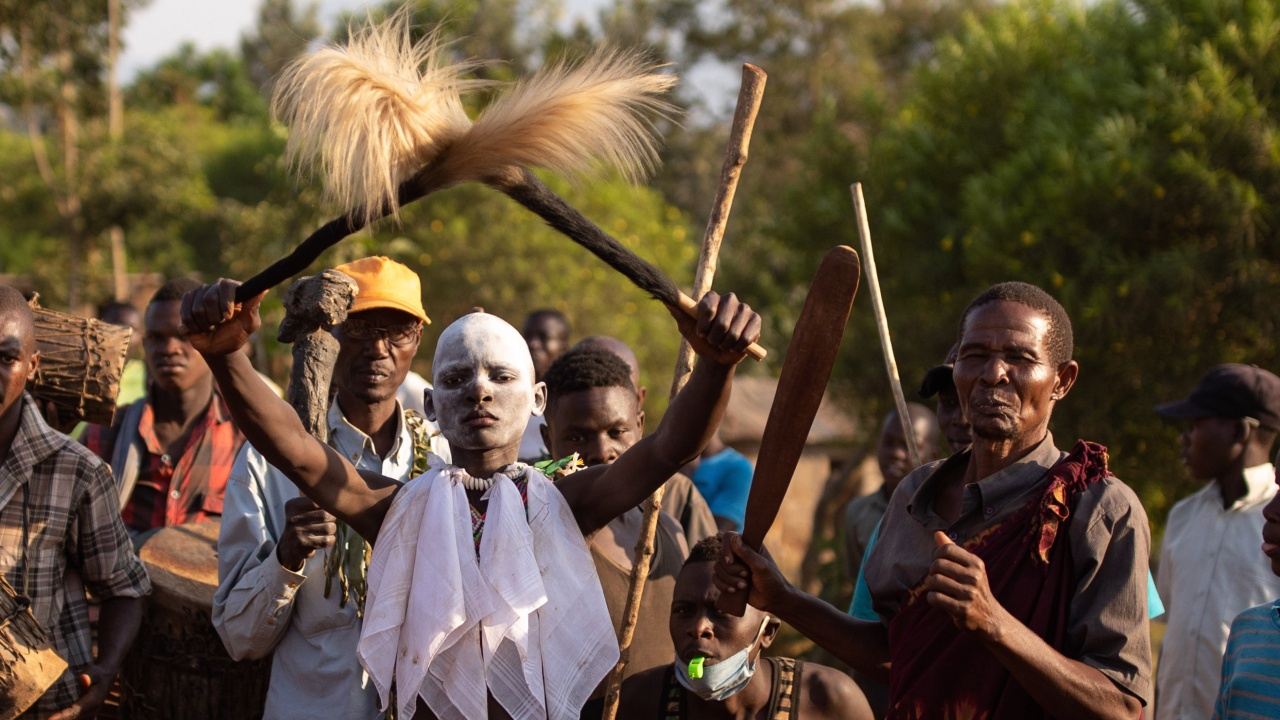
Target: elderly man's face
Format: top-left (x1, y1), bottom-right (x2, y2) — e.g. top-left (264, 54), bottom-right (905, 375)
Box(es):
top-left (0, 314), bottom-right (38, 421)
top-left (428, 314), bottom-right (545, 453)
top-left (332, 308), bottom-right (421, 406)
top-left (953, 301), bottom-right (1074, 444)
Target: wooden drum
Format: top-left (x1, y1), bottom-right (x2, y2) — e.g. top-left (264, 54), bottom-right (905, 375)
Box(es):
top-left (118, 521), bottom-right (271, 720)
top-left (29, 302), bottom-right (132, 427)
top-left (0, 578), bottom-right (67, 720)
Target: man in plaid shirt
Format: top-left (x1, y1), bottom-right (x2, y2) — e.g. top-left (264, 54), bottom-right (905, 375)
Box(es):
top-left (82, 278), bottom-right (244, 534)
top-left (0, 286), bottom-right (151, 719)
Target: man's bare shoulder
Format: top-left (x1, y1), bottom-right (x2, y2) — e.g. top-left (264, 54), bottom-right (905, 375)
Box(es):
top-left (798, 662), bottom-right (874, 720)
top-left (617, 664), bottom-right (667, 720)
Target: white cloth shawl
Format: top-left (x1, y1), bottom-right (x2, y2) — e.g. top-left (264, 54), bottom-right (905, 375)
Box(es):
top-left (358, 463), bottom-right (618, 719)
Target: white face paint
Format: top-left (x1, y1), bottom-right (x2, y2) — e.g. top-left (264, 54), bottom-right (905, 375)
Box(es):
top-left (426, 313), bottom-right (547, 455)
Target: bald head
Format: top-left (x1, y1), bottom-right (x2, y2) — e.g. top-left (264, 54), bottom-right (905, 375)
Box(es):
top-left (0, 287), bottom-right (35, 354)
top-left (428, 313), bottom-right (545, 454)
top-left (434, 313), bottom-right (535, 384)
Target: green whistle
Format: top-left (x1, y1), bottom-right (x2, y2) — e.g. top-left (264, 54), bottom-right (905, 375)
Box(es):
top-left (688, 657), bottom-right (705, 679)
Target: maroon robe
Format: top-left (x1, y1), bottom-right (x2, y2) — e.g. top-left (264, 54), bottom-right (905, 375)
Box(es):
top-left (886, 441), bottom-right (1111, 720)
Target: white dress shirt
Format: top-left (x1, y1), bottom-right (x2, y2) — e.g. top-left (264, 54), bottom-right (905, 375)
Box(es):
top-left (1156, 463), bottom-right (1280, 720)
top-left (213, 402), bottom-right (443, 720)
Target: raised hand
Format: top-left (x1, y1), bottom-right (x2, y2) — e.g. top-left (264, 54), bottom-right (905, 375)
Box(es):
top-left (276, 496), bottom-right (339, 572)
top-left (924, 531), bottom-right (1008, 640)
top-left (712, 531), bottom-right (792, 613)
top-left (669, 291), bottom-right (762, 366)
top-left (178, 278), bottom-right (264, 357)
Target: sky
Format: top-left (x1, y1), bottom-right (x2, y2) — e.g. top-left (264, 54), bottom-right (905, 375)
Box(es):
top-left (120, 0), bottom-right (738, 118)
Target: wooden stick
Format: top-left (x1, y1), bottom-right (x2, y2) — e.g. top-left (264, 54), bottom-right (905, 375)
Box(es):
top-left (716, 246), bottom-right (860, 617)
top-left (600, 63), bottom-right (767, 720)
top-left (851, 183), bottom-right (921, 468)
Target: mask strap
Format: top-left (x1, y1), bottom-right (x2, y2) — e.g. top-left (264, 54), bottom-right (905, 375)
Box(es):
top-left (747, 615), bottom-right (771, 660)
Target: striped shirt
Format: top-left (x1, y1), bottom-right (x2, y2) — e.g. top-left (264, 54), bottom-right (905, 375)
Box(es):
top-left (1214, 600), bottom-right (1280, 719)
top-left (1, 394), bottom-right (151, 717)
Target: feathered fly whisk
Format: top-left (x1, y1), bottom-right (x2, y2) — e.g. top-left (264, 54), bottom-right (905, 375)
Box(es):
top-left (242, 12), bottom-right (763, 361)
top-left (271, 8), bottom-right (677, 225)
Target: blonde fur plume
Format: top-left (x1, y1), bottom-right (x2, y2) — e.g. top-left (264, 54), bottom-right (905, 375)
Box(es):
top-left (438, 50), bottom-right (678, 186)
top-left (271, 9), bottom-right (485, 223)
top-left (272, 11), bottom-right (678, 224)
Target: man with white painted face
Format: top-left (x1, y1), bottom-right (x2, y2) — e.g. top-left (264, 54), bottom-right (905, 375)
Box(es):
top-left (715, 282), bottom-right (1152, 720)
top-left (178, 278), bottom-right (761, 720)
top-left (213, 257), bottom-right (448, 720)
top-left (617, 534), bottom-right (871, 720)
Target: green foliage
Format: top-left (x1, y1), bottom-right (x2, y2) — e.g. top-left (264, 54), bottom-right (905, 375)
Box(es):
top-left (851, 0), bottom-right (1280, 529)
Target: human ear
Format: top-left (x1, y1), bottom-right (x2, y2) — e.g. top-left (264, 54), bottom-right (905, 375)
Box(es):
top-left (531, 381), bottom-right (547, 417)
top-left (25, 351), bottom-right (39, 383)
top-left (758, 617), bottom-right (781, 652)
top-left (424, 388), bottom-right (437, 423)
top-left (1051, 360), bottom-right (1079, 401)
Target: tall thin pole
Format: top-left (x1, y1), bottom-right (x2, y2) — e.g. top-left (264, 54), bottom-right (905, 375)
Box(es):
top-left (600, 64), bottom-right (767, 720)
top-left (851, 183), bottom-right (920, 468)
top-left (108, 0), bottom-right (128, 301)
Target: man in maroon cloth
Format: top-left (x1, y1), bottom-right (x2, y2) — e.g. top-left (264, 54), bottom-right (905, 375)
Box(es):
top-left (715, 282), bottom-right (1152, 720)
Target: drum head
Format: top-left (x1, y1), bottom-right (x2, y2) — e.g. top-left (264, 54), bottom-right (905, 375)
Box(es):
top-left (136, 521), bottom-right (220, 611)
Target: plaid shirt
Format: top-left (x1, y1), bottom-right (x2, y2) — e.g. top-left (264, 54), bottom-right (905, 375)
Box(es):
top-left (1, 393), bottom-right (151, 717)
top-left (82, 390), bottom-right (244, 533)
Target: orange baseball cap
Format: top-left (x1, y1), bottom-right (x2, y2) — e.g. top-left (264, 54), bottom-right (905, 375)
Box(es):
top-left (333, 256), bottom-right (430, 324)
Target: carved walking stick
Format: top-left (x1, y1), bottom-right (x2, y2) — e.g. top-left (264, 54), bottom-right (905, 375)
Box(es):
top-left (717, 246), bottom-right (861, 617)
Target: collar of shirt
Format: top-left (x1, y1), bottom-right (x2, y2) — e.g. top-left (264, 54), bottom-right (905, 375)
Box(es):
top-left (327, 401), bottom-right (413, 474)
top-left (1220, 463), bottom-right (1277, 511)
top-left (907, 432), bottom-right (1064, 532)
top-left (136, 390), bottom-right (233, 458)
top-left (0, 394), bottom-right (68, 495)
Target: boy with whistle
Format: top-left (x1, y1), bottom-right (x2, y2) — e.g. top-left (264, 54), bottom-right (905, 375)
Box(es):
top-left (177, 278), bottom-right (761, 720)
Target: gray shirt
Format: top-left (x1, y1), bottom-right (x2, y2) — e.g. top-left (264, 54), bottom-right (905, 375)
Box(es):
top-left (863, 432), bottom-right (1153, 706)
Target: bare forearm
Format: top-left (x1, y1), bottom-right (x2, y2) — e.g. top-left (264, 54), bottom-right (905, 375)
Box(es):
top-left (982, 610), bottom-right (1140, 720)
top-left (94, 596), bottom-right (143, 674)
top-left (207, 353), bottom-right (327, 491)
top-left (651, 359), bottom-right (734, 470)
top-left (773, 586), bottom-right (890, 681)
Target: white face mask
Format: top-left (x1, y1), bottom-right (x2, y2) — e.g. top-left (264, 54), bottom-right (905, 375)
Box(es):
top-left (673, 616), bottom-right (770, 701)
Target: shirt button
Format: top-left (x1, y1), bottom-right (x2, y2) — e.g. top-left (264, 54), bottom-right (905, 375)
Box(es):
top-left (160, 454), bottom-right (172, 464)
top-left (985, 507), bottom-right (995, 517)
top-left (267, 618), bottom-right (275, 626)
top-left (169, 490), bottom-right (180, 500)
top-left (947, 532), bottom-right (958, 541)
